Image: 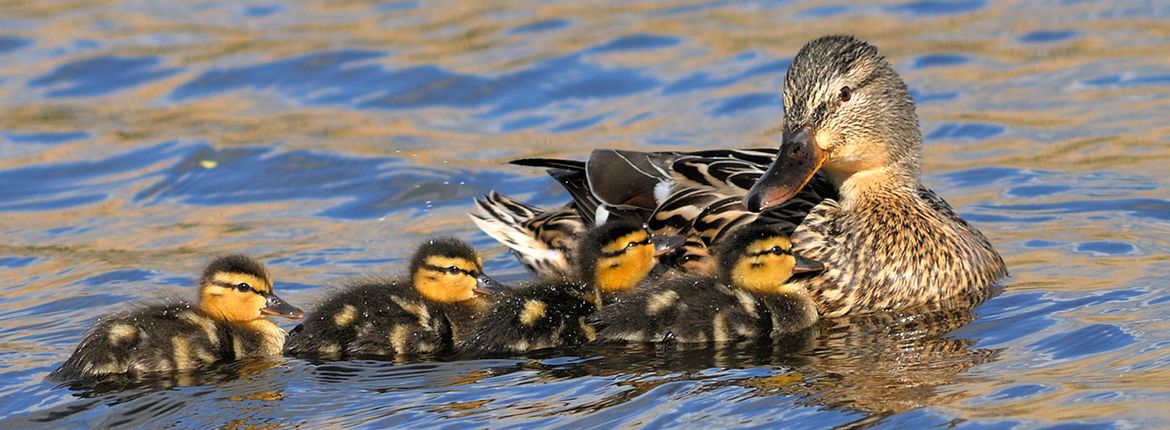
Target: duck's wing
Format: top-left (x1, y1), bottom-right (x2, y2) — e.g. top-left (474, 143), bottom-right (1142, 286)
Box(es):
top-left (511, 156), bottom-right (653, 225)
top-left (470, 191), bottom-right (586, 278)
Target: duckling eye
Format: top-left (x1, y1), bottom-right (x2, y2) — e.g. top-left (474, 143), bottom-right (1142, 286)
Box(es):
top-left (447, 266), bottom-right (462, 275)
top-left (838, 86), bottom-right (852, 102)
top-left (236, 283), bottom-right (251, 292)
top-left (769, 246), bottom-right (786, 255)
top-left (626, 241), bottom-right (639, 249)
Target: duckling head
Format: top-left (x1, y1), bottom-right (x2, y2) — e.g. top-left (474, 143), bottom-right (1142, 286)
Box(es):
top-left (410, 237), bottom-right (501, 304)
top-left (199, 254), bottom-right (303, 323)
top-left (577, 222), bottom-right (683, 294)
top-left (746, 35), bottom-right (921, 212)
top-left (718, 225), bottom-right (824, 296)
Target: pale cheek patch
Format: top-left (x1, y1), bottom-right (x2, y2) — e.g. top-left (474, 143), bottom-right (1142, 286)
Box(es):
top-left (645, 290), bottom-right (679, 316)
top-left (334, 304), bottom-right (358, 328)
top-left (107, 324), bottom-right (138, 345)
top-left (520, 300), bottom-right (547, 327)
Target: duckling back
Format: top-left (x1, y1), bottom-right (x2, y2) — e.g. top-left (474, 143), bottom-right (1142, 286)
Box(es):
top-left (53, 300), bottom-right (279, 380)
top-left (284, 278), bottom-right (452, 359)
top-left (595, 276), bottom-right (769, 344)
top-left (458, 281), bottom-right (599, 355)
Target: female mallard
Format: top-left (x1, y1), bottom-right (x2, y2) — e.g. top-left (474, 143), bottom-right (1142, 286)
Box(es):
top-left (53, 255), bottom-right (304, 379)
top-left (479, 35), bottom-right (1007, 316)
top-left (458, 222), bottom-right (681, 355)
top-left (595, 224), bottom-right (825, 344)
top-left (284, 238), bottom-right (500, 359)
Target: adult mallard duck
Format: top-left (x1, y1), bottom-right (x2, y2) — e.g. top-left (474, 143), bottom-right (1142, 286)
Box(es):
top-left (478, 35), bottom-right (1007, 317)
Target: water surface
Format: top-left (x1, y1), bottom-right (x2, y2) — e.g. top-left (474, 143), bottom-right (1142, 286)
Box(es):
top-left (2, 0), bottom-right (1170, 428)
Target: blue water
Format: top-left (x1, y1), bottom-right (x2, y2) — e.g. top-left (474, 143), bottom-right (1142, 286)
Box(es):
top-left (3, 1), bottom-right (1170, 428)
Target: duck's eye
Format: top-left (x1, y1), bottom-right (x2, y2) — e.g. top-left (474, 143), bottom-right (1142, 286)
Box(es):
top-left (627, 241), bottom-right (640, 249)
top-left (838, 86), bottom-right (852, 102)
top-left (236, 283), bottom-right (251, 292)
top-left (680, 255), bottom-right (700, 263)
top-left (447, 266), bottom-right (462, 275)
top-left (770, 246), bottom-right (786, 255)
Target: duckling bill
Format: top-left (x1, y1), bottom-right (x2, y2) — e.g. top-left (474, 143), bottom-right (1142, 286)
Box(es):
top-left (284, 238), bottom-right (500, 359)
top-left (52, 255), bottom-right (303, 380)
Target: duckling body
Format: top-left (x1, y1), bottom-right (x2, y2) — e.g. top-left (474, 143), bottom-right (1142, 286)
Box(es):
top-left (284, 238), bottom-right (497, 359)
top-left (458, 281), bottom-right (599, 355)
top-left (53, 255), bottom-right (303, 380)
top-left (596, 278), bottom-right (765, 343)
top-left (459, 222), bottom-right (680, 355)
top-left (597, 225), bottom-right (823, 344)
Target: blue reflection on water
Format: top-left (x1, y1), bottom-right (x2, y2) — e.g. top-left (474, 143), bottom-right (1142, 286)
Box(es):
top-left (29, 56), bottom-right (181, 97)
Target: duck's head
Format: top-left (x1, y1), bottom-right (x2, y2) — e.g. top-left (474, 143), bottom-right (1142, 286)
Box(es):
top-left (577, 222), bottom-right (683, 294)
top-left (410, 237), bottom-right (502, 304)
top-left (718, 225), bottom-right (824, 296)
top-left (746, 35), bottom-right (921, 212)
top-left (199, 254), bottom-right (303, 323)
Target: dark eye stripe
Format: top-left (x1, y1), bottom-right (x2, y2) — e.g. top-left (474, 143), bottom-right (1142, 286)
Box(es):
top-left (213, 281), bottom-right (268, 296)
top-left (422, 264), bottom-right (475, 277)
top-left (748, 248), bottom-right (791, 257)
top-left (600, 237), bottom-right (652, 258)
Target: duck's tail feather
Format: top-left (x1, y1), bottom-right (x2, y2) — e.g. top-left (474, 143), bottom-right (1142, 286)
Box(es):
top-left (471, 191), bottom-right (585, 278)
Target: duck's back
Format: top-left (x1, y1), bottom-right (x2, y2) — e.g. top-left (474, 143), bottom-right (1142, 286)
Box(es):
top-left (596, 277), bottom-right (768, 344)
top-left (54, 301), bottom-right (241, 379)
top-left (459, 282), bottom-right (598, 355)
top-left (284, 279), bottom-right (451, 358)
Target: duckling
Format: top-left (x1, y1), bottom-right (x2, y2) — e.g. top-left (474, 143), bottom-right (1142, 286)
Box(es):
top-left (458, 222), bottom-right (681, 355)
top-left (596, 224), bottom-right (824, 344)
top-left (52, 255), bottom-right (303, 380)
top-left (284, 238), bottom-right (500, 359)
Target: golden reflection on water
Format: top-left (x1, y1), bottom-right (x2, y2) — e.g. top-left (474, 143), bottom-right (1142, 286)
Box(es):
top-left (2, 0), bottom-right (1170, 426)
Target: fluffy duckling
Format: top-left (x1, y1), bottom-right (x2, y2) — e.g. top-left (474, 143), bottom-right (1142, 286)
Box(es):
top-left (53, 255), bottom-right (303, 380)
top-left (596, 224), bottom-right (824, 344)
top-left (284, 238), bottom-right (500, 359)
top-left (459, 222), bottom-right (680, 355)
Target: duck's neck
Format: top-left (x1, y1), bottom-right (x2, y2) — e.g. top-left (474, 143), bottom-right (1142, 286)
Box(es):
top-left (831, 166), bottom-right (920, 208)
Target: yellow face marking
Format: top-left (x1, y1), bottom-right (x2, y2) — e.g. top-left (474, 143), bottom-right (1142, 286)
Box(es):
top-left (201, 272), bottom-right (273, 324)
top-left (731, 237), bottom-right (804, 296)
top-left (519, 300), bottom-right (547, 327)
top-left (595, 231), bottom-right (656, 294)
top-left (413, 256), bottom-right (481, 304)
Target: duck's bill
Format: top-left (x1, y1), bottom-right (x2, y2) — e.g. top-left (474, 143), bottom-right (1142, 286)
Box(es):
top-left (474, 273), bottom-right (507, 295)
top-left (651, 234), bottom-right (687, 257)
top-left (744, 126), bottom-right (826, 212)
top-left (792, 253), bottom-right (825, 274)
top-left (261, 293), bottom-right (304, 319)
